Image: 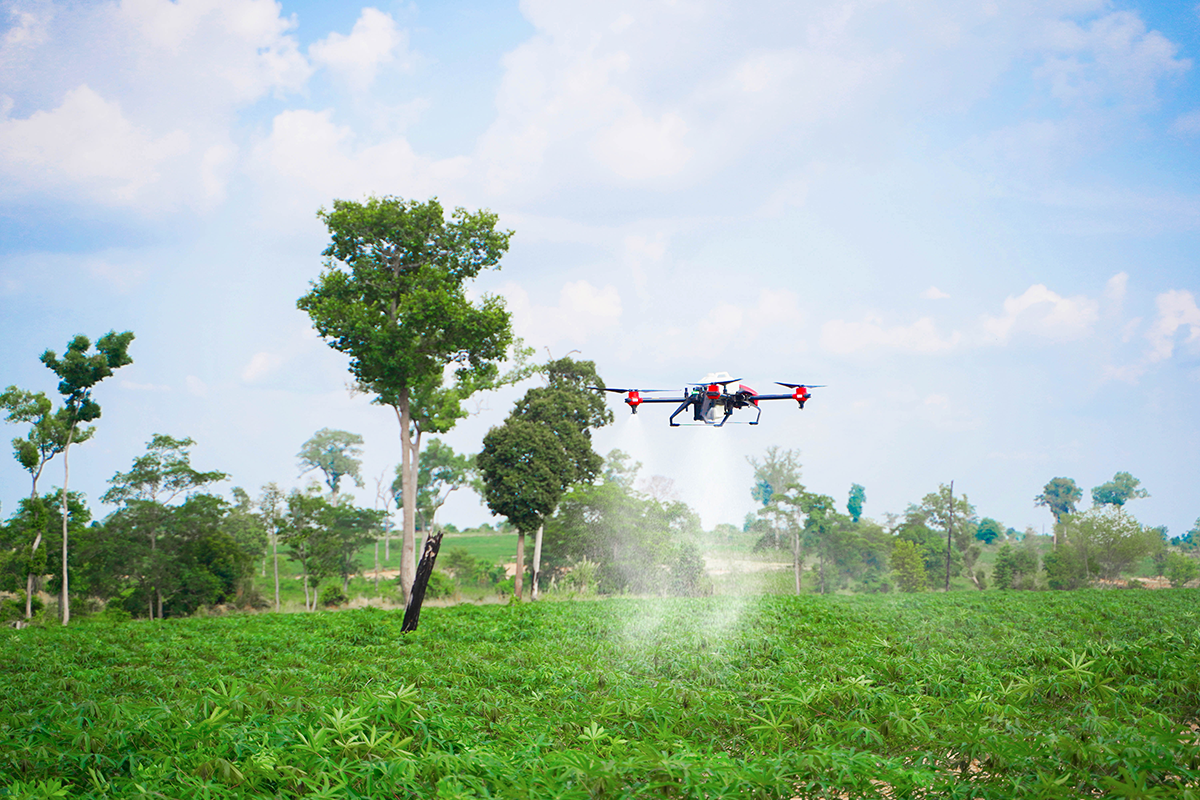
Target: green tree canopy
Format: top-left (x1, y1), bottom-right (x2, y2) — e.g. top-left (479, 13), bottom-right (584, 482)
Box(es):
top-left (297, 428), bottom-right (365, 500)
top-left (1090, 471), bottom-right (1149, 508)
top-left (40, 330), bottom-right (134, 624)
top-left (1035, 477), bottom-right (1082, 523)
top-left (298, 195), bottom-right (514, 606)
top-left (975, 517), bottom-right (1004, 545)
top-left (847, 483), bottom-right (866, 523)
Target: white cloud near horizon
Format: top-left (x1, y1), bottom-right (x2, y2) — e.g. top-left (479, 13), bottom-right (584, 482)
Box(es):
top-left (981, 284), bottom-right (1099, 344)
top-left (1145, 289), bottom-right (1200, 363)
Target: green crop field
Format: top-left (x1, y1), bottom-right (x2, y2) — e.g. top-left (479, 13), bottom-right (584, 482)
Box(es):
top-left (3, 590), bottom-right (1199, 798)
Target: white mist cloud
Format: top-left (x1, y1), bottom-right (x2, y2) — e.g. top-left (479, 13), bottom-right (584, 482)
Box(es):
top-left (981, 284), bottom-right (1099, 344)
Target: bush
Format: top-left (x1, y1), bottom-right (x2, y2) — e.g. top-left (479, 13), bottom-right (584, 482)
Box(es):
top-left (0, 592), bottom-right (42, 623)
top-left (320, 584), bottom-right (348, 608)
top-left (1164, 552), bottom-right (1200, 588)
top-left (424, 570), bottom-right (456, 600)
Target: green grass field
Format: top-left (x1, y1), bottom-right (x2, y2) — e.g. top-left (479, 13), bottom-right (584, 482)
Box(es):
top-left (3, 590), bottom-right (1199, 798)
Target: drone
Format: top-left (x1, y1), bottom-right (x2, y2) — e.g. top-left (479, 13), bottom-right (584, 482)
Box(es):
top-left (592, 372), bottom-right (823, 427)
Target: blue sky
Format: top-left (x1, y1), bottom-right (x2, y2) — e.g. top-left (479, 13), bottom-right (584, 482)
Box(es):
top-left (1, 0), bottom-right (1198, 539)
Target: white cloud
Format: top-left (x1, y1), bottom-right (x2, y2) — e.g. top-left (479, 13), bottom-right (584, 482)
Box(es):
top-left (309, 7), bottom-right (407, 91)
top-left (0, 84), bottom-right (189, 202)
top-left (821, 315), bottom-right (959, 355)
top-left (242, 351), bottom-right (283, 383)
top-left (591, 108), bottom-right (692, 180)
top-left (981, 284), bottom-right (1098, 344)
top-left (502, 279), bottom-right (622, 347)
top-left (1035, 11), bottom-right (1189, 113)
top-left (1104, 271), bottom-right (1128, 303)
top-left (254, 108), bottom-right (470, 212)
top-left (117, 0), bottom-right (310, 102)
top-left (922, 286), bottom-right (950, 300)
top-left (1145, 289), bottom-right (1200, 363)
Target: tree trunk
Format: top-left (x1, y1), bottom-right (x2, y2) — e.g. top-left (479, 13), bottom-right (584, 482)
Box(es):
top-left (272, 532), bottom-right (280, 613)
top-left (945, 480), bottom-right (954, 592)
top-left (514, 530), bottom-right (526, 600)
top-left (793, 531), bottom-right (801, 595)
top-left (395, 396), bottom-right (419, 608)
top-left (374, 538), bottom-right (380, 593)
top-left (60, 428), bottom-right (74, 626)
top-left (531, 524), bottom-right (544, 601)
top-left (402, 531), bottom-right (444, 633)
top-left (819, 551), bottom-right (826, 595)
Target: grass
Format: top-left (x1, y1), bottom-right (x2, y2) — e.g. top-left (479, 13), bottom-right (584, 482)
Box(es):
top-left (2, 590), bottom-right (1199, 798)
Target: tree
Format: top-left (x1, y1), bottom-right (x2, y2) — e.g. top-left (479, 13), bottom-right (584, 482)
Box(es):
top-left (1, 387), bottom-right (69, 619)
top-left (40, 330), bottom-right (134, 624)
top-left (297, 428), bottom-right (365, 503)
top-left (505, 357), bottom-right (611, 599)
top-left (747, 447), bottom-right (804, 590)
top-left (1035, 477), bottom-right (1082, 527)
top-left (991, 544), bottom-right (1039, 590)
top-left (1164, 552), bottom-right (1199, 588)
top-left (393, 438), bottom-right (476, 535)
top-left (1063, 506), bottom-right (1160, 580)
top-left (477, 419), bottom-right (570, 600)
top-left (101, 435), bottom-right (227, 619)
top-left (280, 489), bottom-right (330, 611)
top-left (975, 517), bottom-right (1004, 545)
top-left (258, 483), bottom-right (285, 612)
top-left (847, 483), bottom-right (866, 523)
top-left (913, 483), bottom-right (976, 590)
top-left (891, 540), bottom-right (927, 592)
top-left (1090, 471), bottom-right (1149, 508)
top-left (542, 451), bottom-right (703, 595)
top-left (298, 196), bottom-right (515, 607)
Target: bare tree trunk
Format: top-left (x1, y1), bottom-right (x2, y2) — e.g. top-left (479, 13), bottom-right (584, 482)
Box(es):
top-left (945, 480), bottom-right (954, 592)
top-left (793, 531), bottom-right (801, 595)
top-left (374, 538), bottom-right (380, 593)
top-left (60, 429), bottom-right (74, 626)
top-left (272, 532), bottom-right (280, 612)
top-left (402, 532), bottom-right (444, 633)
top-left (531, 524), bottom-right (544, 601)
top-left (514, 530), bottom-right (526, 600)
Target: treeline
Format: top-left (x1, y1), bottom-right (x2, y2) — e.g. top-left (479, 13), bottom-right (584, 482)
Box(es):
top-left (740, 453), bottom-right (1200, 594)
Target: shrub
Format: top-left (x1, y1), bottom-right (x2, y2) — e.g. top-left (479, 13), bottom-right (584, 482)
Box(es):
top-left (320, 584), bottom-right (348, 608)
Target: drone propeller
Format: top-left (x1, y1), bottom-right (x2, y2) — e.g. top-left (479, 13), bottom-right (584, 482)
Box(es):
top-left (588, 386), bottom-right (670, 393)
top-left (688, 377), bottom-right (742, 387)
top-left (775, 382), bottom-right (826, 389)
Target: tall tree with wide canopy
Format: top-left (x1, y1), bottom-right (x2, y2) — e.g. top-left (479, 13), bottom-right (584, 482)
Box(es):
top-left (1035, 477), bottom-right (1083, 523)
top-left (298, 196), bottom-right (515, 606)
top-left (297, 428), bottom-right (365, 503)
top-left (1090, 471), bottom-right (1149, 508)
top-left (40, 330), bottom-right (133, 624)
top-left (1, 388), bottom-right (70, 619)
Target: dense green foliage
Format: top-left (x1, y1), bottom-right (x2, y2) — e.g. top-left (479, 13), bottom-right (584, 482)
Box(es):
top-left (2, 592), bottom-right (1199, 798)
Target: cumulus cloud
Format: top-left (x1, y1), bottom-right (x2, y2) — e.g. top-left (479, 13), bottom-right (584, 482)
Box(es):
top-left (1105, 271), bottom-right (1128, 303)
top-left (981, 284), bottom-right (1098, 344)
top-left (0, 84), bottom-right (189, 202)
top-left (254, 108), bottom-right (470, 212)
top-left (1145, 289), bottom-right (1200, 363)
top-left (922, 286), bottom-right (950, 300)
top-left (503, 279), bottom-right (622, 347)
top-left (309, 7), bottom-right (408, 90)
top-left (821, 315), bottom-right (960, 355)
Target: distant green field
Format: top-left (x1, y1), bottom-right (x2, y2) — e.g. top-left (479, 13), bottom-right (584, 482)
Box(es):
top-left (3, 590), bottom-right (1199, 798)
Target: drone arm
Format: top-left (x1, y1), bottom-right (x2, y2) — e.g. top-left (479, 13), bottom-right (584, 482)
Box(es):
top-left (668, 398), bottom-right (693, 427)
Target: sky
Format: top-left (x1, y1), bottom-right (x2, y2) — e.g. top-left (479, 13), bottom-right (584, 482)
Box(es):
top-left (1, 0), bottom-right (1198, 540)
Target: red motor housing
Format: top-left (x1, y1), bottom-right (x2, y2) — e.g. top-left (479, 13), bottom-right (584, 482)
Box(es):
top-left (792, 385), bottom-right (810, 404)
top-left (625, 390), bottom-right (642, 412)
